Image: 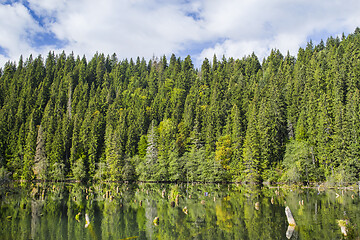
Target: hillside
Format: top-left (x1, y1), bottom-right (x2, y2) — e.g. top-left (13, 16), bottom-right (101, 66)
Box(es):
top-left (1, 29), bottom-right (360, 183)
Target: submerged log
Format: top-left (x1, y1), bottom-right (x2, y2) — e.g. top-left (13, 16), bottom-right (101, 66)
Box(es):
top-left (85, 214), bottom-right (90, 228)
top-left (286, 225), bottom-right (295, 239)
top-left (254, 202), bottom-right (260, 210)
top-left (285, 206), bottom-right (296, 226)
top-left (175, 194), bottom-right (179, 205)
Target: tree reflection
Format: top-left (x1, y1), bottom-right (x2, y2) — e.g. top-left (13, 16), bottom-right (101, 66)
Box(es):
top-left (0, 183), bottom-right (359, 239)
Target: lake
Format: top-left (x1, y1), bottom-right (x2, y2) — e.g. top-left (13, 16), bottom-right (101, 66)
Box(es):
top-left (0, 182), bottom-right (359, 239)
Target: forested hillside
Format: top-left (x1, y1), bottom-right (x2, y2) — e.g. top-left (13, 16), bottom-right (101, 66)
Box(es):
top-left (1, 29), bottom-right (360, 184)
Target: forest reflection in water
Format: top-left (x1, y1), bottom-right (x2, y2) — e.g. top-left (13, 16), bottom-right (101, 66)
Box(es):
top-left (0, 182), bottom-right (359, 239)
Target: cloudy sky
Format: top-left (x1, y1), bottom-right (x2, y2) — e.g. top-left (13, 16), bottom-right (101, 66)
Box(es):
top-left (1, 0), bottom-right (360, 67)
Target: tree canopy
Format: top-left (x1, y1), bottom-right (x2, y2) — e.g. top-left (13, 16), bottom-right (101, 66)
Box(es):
top-left (1, 29), bottom-right (360, 184)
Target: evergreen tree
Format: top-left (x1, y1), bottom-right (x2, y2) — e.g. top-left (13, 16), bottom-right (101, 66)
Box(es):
top-left (145, 120), bottom-right (158, 180)
top-left (22, 112), bottom-right (36, 180)
top-left (1, 30), bottom-right (360, 183)
top-left (242, 98), bottom-right (261, 183)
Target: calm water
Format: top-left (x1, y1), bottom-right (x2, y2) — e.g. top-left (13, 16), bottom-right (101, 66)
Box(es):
top-left (0, 182), bottom-right (359, 240)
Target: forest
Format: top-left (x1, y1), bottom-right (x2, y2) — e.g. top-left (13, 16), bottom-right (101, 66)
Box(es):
top-left (1, 29), bottom-right (360, 184)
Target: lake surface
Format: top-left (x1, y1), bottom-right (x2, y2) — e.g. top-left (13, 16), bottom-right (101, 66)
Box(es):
top-left (0, 182), bottom-right (359, 239)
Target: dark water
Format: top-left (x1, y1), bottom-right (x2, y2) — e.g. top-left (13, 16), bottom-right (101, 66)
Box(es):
top-left (0, 182), bottom-right (359, 239)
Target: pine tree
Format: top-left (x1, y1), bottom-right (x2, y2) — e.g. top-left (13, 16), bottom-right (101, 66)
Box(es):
top-left (215, 135), bottom-right (232, 170)
top-left (316, 94), bottom-right (333, 178)
top-left (342, 89), bottom-right (360, 181)
top-left (227, 104), bottom-right (245, 180)
top-left (22, 113), bottom-right (36, 180)
top-left (145, 120), bottom-right (158, 180)
top-left (242, 98), bottom-right (261, 183)
top-left (104, 124), bottom-right (121, 181)
top-left (155, 118), bottom-right (176, 181)
top-left (137, 135), bottom-right (148, 158)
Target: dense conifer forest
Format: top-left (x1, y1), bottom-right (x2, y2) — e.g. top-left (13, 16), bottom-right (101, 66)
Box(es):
top-left (1, 29), bottom-right (360, 184)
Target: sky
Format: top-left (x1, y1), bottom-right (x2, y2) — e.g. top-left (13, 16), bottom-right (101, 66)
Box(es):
top-left (1, 0), bottom-right (360, 68)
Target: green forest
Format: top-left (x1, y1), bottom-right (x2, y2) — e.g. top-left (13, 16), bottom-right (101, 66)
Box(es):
top-left (1, 29), bottom-right (360, 184)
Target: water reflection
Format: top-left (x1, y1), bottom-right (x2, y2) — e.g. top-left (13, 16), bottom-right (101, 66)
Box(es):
top-left (0, 182), bottom-right (359, 239)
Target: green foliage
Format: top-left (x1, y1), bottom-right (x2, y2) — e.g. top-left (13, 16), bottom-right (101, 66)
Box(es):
top-left (243, 99), bottom-right (261, 183)
top-left (0, 166), bottom-right (10, 183)
top-left (215, 135), bottom-right (232, 170)
top-left (137, 135), bottom-right (147, 158)
top-left (281, 140), bottom-right (322, 183)
top-left (1, 29), bottom-right (360, 183)
top-left (72, 155), bottom-right (86, 181)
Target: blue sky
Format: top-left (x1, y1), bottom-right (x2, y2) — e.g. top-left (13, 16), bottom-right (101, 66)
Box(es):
top-left (1, 0), bottom-right (360, 67)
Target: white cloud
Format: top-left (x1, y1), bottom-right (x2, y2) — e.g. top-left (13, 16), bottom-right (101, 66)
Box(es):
top-left (1, 0), bottom-right (360, 68)
top-left (0, 3), bottom-right (41, 59)
top-left (0, 2), bottom-right (61, 66)
top-left (196, 0), bottom-right (360, 62)
top-left (27, 0), bottom-right (67, 15)
top-left (46, 0), bottom-right (205, 60)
